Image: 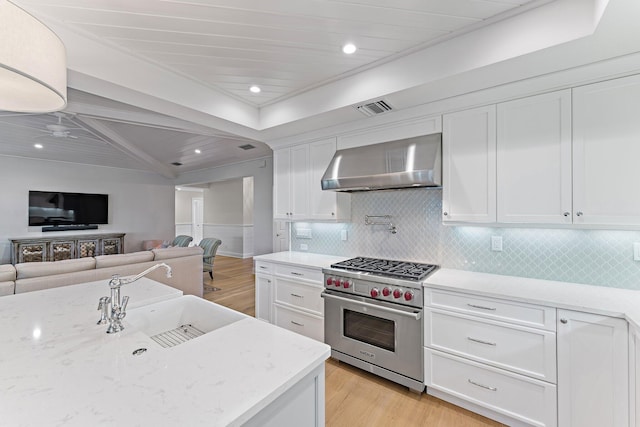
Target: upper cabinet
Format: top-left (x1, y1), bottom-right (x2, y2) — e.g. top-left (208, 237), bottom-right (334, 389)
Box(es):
top-left (573, 74), bottom-right (640, 226)
top-left (442, 105), bottom-right (496, 223)
top-left (273, 138), bottom-right (350, 222)
top-left (497, 90), bottom-right (572, 224)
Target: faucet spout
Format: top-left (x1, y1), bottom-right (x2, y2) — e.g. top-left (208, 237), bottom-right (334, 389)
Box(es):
top-left (103, 262), bottom-right (173, 334)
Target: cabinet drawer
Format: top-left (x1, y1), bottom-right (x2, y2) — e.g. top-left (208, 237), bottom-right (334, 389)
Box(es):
top-left (425, 288), bottom-right (556, 331)
top-left (425, 309), bottom-right (556, 382)
top-left (274, 305), bottom-right (323, 342)
top-left (425, 348), bottom-right (557, 427)
top-left (275, 278), bottom-right (324, 316)
top-left (275, 264), bottom-right (323, 284)
top-left (255, 261), bottom-right (273, 274)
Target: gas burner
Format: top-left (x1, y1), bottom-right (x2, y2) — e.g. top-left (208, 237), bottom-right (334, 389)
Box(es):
top-left (330, 257), bottom-right (437, 281)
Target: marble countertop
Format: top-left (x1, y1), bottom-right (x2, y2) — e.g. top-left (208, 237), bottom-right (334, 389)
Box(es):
top-left (253, 251), bottom-right (348, 269)
top-left (0, 278), bottom-right (330, 426)
top-left (425, 269), bottom-right (640, 329)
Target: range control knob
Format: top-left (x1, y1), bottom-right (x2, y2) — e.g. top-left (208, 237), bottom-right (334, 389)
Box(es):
top-left (370, 288), bottom-right (379, 298)
top-left (334, 278), bottom-right (341, 287)
top-left (342, 280), bottom-right (351, 289)
top-left (382, 287), bottom-right (391, 297)
top-left (392, 289), bottom-right (402, 299)
top-left (404, 291), bottom-right (414, 301)
top-left (326, 277), bottom-right (333, 286)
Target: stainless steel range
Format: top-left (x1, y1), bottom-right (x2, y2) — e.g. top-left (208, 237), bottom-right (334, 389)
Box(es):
top-left (322, 257), bottom-right (438, 392)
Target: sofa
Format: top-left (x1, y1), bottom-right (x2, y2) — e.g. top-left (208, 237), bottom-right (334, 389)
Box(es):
top-left (0, 246), bottom-right (204, 298)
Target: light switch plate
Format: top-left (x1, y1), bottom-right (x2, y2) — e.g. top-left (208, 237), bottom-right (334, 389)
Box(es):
top-left (300, 243), bottom-right (308, 251)
top-left (341, 230), bottom-right (348, 241)
top-left (491, 236), bottom-right (503, 252)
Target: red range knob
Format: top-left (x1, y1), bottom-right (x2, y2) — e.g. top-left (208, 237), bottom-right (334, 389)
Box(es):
top-left (342, 280), bottom-right (350, 289)
top-left (326, 277), bottom-right (333, 286)
top-left (333, 278), bottom-right (341, 287)
top-left (370, 288), bottom-right (379, 298)
top-left (404, 291), bottom-right (414, 301)
top-left (392, 289), bottom-right (402, 299)
top-left (382, 287), bottom-right (391, 296)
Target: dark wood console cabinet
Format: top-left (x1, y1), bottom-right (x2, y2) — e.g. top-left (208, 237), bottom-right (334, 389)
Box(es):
top-left (10, 233), bottom-right (125, 264)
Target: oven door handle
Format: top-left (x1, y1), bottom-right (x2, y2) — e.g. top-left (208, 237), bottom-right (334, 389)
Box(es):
top-left (321, 292), bottom-right (422, 320)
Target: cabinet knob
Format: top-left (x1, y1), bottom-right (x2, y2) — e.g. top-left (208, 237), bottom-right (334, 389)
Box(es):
top-left (560, 318), bottom-right (568, 324)
top-left (443, 212), bottom-right (448, 216)
top-left (331, 212), bottom-right (335, 216)
top-left (576, 212), bottom-right (583, 217)
top-left (563, 212), bottom-right (570, 217)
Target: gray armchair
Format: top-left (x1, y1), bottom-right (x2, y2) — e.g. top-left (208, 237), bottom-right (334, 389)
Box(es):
top-left (198, 238), bottom-right (222, 279)
top-left (171, 235), bottom-right (193, 247)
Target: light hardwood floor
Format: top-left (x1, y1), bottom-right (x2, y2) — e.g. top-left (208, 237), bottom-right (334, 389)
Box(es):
top-left (204, 256), bottom-right (505, 427)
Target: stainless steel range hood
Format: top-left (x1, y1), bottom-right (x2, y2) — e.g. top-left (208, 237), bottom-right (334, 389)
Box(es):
top-left (321, 133), bottom-right (442, 192)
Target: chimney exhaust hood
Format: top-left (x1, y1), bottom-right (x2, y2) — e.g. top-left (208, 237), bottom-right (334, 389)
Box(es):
top-left (321, 133), bottom-right (442, 192)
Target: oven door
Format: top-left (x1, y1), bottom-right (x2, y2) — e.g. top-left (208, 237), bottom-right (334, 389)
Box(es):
top-left (322, 289), bottom-right (423, 381)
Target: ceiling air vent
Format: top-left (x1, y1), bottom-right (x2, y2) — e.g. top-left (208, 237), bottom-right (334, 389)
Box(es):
top-left (354, 100), bottom-right (393, 117)
top-left (171, 162), bottom-right (183, 166)
top-left (238, 144), bottom-right (256, 150)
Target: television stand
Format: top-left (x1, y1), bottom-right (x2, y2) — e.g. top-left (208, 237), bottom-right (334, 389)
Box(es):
top-left (42, 225), bottom-right (99, 232)
top-left (10, 233), bottom-right (125, 264)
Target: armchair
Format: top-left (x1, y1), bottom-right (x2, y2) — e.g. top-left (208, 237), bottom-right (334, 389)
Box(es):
top-left (172, 235), bottom-right (193, 247)
top-left (198, 238), bottom-right (222, 280)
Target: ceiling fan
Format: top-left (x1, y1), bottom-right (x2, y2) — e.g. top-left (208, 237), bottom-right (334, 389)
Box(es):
top-left (35, 112), bottom-right (84, 139)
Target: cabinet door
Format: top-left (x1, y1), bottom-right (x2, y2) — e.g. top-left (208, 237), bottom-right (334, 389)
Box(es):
top-left (557, 309), bottom-right (628, 427)
top-left (442, 105), bottom-right (496, 223)
top-left (255, 274), bottom-right (273, 323)
top-left (497, 90), bottom-right (572, 224)
top-left (273, 148), bottom-right (292, 220)
top-left (290, 144), bottom-right (309, 220)
top-left (308, 137), bottom-right (347, 221)
top-left (573, 74), bottom-right (640, 225)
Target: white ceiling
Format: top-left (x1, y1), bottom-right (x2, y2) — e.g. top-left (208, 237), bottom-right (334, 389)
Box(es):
top-left (2, 0), bottom-right (635, 178)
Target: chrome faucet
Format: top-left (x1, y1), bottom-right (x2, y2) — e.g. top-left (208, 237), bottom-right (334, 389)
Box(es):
top-left (98, 263), bottom-right (173, 334)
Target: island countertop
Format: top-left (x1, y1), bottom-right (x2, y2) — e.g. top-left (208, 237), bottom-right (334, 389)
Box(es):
top-left (0, 278), bottom-right (330, 426)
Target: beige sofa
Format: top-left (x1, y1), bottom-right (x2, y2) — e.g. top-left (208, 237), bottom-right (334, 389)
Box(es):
top-left (0, 246), bottom-right (204, 297)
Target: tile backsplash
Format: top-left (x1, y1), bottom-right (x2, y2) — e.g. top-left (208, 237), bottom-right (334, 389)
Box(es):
top-left (291, 189), bottom-right (640, 289)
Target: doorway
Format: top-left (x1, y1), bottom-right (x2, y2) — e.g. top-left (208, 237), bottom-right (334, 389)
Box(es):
top-left (192, 197), bottom-right (204, 245)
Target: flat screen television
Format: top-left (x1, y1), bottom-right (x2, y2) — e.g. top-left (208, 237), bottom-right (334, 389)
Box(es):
top-left (28, 191), bottom-right (109, 226)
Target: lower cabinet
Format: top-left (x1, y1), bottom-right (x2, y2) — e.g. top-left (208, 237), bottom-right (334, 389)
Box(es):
top-left (557, 309), bottom-right (629, 427)
top-left (254, 260), bottom-right (325, 342)
top-left (424, 288), bottom-right (557, 427)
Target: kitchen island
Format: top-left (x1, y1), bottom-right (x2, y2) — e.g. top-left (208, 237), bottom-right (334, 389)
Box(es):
top-left (0, 278), bottom-right (330, 426)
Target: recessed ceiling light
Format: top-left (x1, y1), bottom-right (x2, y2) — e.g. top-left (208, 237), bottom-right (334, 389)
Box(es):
top-left (34, 143), bottom-right (43, 149)
top-left (194, 149), bottom-right (201, 154)
top-left (249, 85), bottom-right (261, 93)
top-left (342, 43), bottom-right (357, 54)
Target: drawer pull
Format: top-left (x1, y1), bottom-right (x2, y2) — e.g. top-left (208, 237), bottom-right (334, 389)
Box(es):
top-left (467, 303), bottom-right (496, 311)
top-left (290, 320), bottom-right (304, 327)
top-left (259, 266), bottom-right (268, 269)
top-left (467, 337), bottom-right (496, 346)
top-left (291, 272), bottom-right (304, 276)
top-left (468, 379), bottom-right (497, 392)
top-left (290, 293), bottom-right (304, 298)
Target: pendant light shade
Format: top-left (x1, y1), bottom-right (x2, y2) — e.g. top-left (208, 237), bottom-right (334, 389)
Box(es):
top-left (0, 0), bottom-right (67, 112)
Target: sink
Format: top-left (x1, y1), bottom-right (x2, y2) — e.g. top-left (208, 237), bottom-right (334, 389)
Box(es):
top-left (126, 295), bottom-right (245, 346)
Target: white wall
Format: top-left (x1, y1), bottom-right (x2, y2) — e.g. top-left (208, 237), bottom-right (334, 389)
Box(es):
top-left (204, 179), bottom-right (243, 224)
top-left (175, 157), bottom-right (272, 256)
top-left (0, 156), bottom-right (175, 264)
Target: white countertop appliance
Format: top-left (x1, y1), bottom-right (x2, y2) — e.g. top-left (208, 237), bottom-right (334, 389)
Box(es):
top-left (322, 257), bottom-right (438, 392)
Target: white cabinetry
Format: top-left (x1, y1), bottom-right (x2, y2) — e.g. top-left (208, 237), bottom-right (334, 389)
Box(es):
top-left (557, 309), bottom-right (629, 427)
top-left (273, 138), bottom-right (350, 222)
top-left (308, 138), bottom-right (351, 221)
top-left (254, 260), bottom-right (325, 342)
top-left (273, 145), bottom-right (309, 220)
top-left (630, 326), bottom-right (640, 427)
top-left (573, 74), bottom-right (640, 226)
top-left (442, 105), bottom-right (496, 223)
top-left (255, 261), bottom-right (274, 323)
top-left (424, 288), bottom-right (557, 427)
top-left (497, 90), bottom-right (572, 224)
